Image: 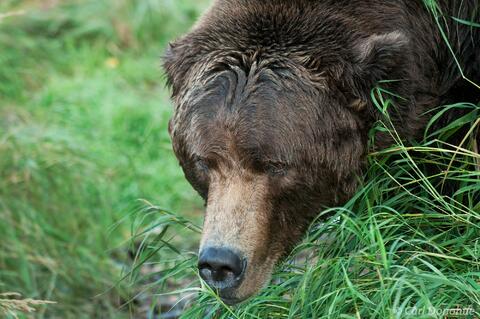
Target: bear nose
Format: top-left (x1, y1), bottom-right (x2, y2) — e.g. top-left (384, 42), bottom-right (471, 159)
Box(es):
top-left (198, 247), bottom-right (245, 290)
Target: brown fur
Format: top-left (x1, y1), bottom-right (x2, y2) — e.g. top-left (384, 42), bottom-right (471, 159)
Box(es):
top-left (163, 0), bottom-right (480, 303)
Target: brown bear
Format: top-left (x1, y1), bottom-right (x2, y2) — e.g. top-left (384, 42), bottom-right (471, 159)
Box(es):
top-left (163, 0), bottom-right (479, 305)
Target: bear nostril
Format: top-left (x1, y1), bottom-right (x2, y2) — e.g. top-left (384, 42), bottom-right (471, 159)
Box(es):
top-left (198, 247), bottom-right (245, 289)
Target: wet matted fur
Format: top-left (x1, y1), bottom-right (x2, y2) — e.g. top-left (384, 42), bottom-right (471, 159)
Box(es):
top-left (163, 0), bottom-right (479, 303)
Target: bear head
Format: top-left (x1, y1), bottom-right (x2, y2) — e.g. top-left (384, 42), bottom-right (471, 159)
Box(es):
top-left (163, 0), bottom-right (411, 304)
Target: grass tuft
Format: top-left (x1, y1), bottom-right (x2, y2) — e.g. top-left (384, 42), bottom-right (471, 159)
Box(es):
top-left (0, 293), bottom-right (55, 319)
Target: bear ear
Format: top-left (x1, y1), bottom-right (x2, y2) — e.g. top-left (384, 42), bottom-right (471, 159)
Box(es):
top-left (162, 41), bottom-right (183, 96)
top-left (163, 42), bottom-right (176, 86)
top-left (162, 39), bottom-right (198, 97)
top-left (348, 31), bottom-right (411, 109)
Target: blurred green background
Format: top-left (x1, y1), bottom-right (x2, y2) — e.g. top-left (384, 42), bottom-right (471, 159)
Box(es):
top-left (0, 0), bottom-right (209, 318)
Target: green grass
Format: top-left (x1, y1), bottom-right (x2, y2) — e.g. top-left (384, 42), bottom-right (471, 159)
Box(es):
top-left (0, 0), bottom-right (479, 319)
top-left (0, 1), bottom-right (208, 318)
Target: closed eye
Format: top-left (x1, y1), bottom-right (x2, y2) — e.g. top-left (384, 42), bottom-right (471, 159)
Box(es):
top-left (193, 156), bottom-right (210, 173)
top-left (264, 161), bottom-right (289, 177)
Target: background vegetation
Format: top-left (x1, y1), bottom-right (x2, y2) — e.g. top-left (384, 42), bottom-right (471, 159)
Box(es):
top-left (0, 0), bottom-right (479, 319)
top-left (0, 1), bottom-right (208, 318)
